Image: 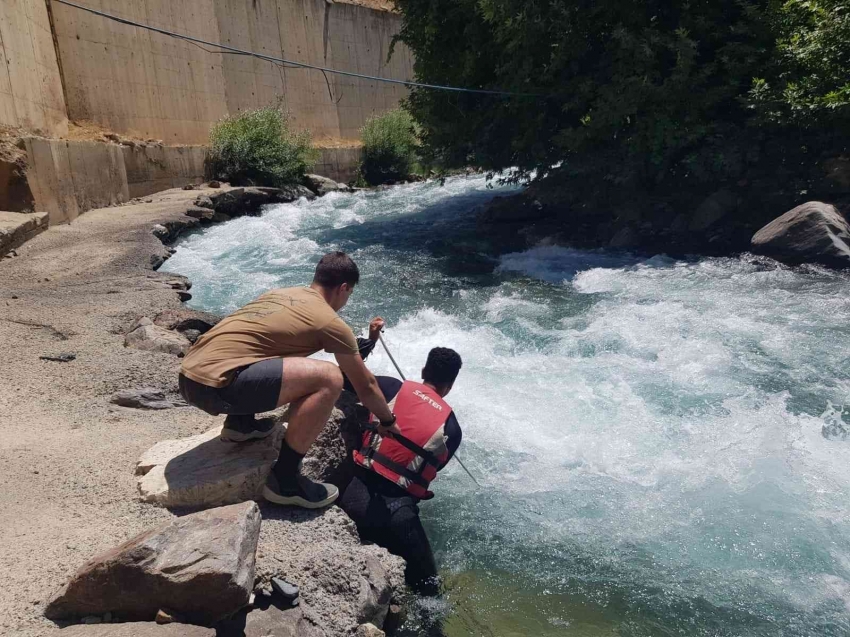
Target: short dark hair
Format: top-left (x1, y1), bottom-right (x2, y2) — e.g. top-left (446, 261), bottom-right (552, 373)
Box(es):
top-left (422, 347), bottom-right (462, 388)
top-left (313, 251), bottom-right (360, 288)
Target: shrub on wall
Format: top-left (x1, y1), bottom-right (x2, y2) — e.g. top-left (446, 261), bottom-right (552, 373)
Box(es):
top-left (207, 107), bottom-right (316, 187)
top-left (359, 109), bottom-right (419, 185)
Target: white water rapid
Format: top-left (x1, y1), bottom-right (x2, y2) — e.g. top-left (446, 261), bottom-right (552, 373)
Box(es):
top-left (164, 175), bottom-right (850, 636)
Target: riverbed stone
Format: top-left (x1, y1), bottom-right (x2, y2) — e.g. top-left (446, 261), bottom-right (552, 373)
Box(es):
top-left (58, 622), bottom-right (215, 636)
top-left (125, 319), bottom-right (191, 356)
top-left (217, 601), bottom-right (325, 637)
top-left (135, 425), bottom-right (285, 508)
top-left (751, 201), bottom-right (850, 268)
top-left (356, 623), bottom-right (386, 637)
top-left (45, 502), bottom-right (261, 624)
top-left (689, 188), bottom-right (738, 232)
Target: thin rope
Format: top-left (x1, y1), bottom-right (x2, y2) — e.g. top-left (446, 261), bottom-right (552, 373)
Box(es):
top-left (53, 0), bottom-right (544, 98)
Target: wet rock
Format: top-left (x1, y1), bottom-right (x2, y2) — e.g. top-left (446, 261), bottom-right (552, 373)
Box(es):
top-left (135, 425), bottom-right (284, 508)
top-left (356, 623), bottom-right (386, 637)
top-left (177, 291), bottom-right (192, 302)
top-left (207, 180), bottom-right (221, 188)
top-left (181, 329), bottom-right (201, 343)
top-left (58, 622), bottom-right (214, 636)
top-left (212, 212), bottom-right (231, 223)
top-left (165, 278), bottom-right (191, 291)
top-left (153, 308), bottom-right (220, 334)
top-left (182, 184), bottom-right (196, 190)
top-left (751, 201), bottom-right (850, 268)
top-left (184, 207), bottom-right (213, 220)
top-left (609, 225), bottom-right (639, 248)
top-left (689, 189), bottom-right (738, 232)
top-left (110, 388), bottom-right (186, 410)
top-left (125, 319), bottom-right (191, 357)
top-left (304, 174), bottom-right (346, 196)
top-left (45, 502), bottom-right (261, 624)
top-left (206, 187), bottom-right (312, 218)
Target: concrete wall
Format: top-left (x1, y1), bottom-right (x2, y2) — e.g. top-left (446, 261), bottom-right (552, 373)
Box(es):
top-left (0, 0), bottom-right (68, 135)
top-left (24, 138), bottom-right (205, 223)
top-left (315, 146), bottom-right (362, 183)
top-left (51, 0), bottom-right (414, 145)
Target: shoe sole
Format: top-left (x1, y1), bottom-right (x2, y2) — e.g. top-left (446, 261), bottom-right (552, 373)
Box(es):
top-left (262, 485), bottom-right (339, 509)
top-left (220, 427), bottom-right (275, 442)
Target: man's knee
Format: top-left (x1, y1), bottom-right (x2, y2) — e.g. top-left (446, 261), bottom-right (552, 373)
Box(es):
top-left (320, 362), bottom-right (344, 394)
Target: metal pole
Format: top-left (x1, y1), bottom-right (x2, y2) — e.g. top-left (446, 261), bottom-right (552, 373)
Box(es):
top-left (377, 333), bottom-right (481, 488)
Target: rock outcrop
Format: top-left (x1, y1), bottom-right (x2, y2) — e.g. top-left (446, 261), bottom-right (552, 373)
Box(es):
top-left (58, 622), bottom-right (214, 636)
top-left (135, 425), bottom-right (285, 508)
top-left (751, 201), bottom-right (850, 268)
top-left (124, 318), bottom-right (191, 357)
top-left (203, 186), bottom-right (314, 218)
top-left (45, 502), bottom-right (261, 624)
top-left (217, 600), bottom-right (324, 637)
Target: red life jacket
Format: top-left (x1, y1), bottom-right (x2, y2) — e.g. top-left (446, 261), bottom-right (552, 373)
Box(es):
top-left (353, 380), bottom-right (452, 499)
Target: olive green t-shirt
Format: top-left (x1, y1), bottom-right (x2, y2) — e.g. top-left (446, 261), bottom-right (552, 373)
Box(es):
top-left (180, 286), bottom-right (358, 388)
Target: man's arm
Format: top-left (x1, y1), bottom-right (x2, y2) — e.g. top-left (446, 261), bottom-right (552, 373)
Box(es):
top-left (442, 413), bottom-right (463, 468)
top-left (335, 352), bottom-right (399, 432)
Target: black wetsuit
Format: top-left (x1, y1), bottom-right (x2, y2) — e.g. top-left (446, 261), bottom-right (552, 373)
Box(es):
top-left (340, 341), bottom-right (462, 595)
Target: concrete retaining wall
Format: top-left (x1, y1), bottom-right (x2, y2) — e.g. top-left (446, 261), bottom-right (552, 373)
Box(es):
top-left (24, 138), bottom-right (206, 224)
top-left (50, 0), bottom-right (413, 145)
top-left (0, 0), bottom-right (68, 135)
top-left (315, 147), bottom-right (362, 183)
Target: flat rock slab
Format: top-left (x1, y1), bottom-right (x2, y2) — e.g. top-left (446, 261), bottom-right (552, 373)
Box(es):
top-left (59, 622), bottom-right (214, 636)
top-left (110, 388), bottom-right (186, 410)
top-left (125, 318), bottom-right (191, 357)
top-left (46, 502), bottom-right (261, 624)
top-left (136, 425), bottom-right (285, 508)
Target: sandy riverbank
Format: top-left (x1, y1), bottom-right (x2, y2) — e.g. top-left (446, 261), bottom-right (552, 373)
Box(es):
top-left (0, 186), bottom-right (403, 635)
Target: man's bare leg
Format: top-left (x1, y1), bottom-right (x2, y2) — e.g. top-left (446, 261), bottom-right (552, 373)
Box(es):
top-left (264, 357), bottom-right (344, 508)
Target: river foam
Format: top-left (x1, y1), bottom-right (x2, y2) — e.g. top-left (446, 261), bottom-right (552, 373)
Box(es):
top-left (165, 176), bottom-right (850, 636)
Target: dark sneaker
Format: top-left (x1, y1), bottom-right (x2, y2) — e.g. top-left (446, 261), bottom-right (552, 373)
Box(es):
top-left (263, 473), bottom-right (339, 509)
top-left (220, 415), bottom-right (277, 442)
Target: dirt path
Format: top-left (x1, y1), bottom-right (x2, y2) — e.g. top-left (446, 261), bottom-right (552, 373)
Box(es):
top-left (0, 187), bottom-right (227, 635)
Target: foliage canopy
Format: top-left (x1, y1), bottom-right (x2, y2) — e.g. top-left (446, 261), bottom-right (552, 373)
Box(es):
top-left (207, 107), bottom-right (315, 187)
top-left (392, 0), bottom-right (850, 199)
top-left (359, 108), bottom-right (419, 185)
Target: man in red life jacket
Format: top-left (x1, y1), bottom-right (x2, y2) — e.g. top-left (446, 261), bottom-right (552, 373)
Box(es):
top-left (339, 347), bottom-right (463, 595)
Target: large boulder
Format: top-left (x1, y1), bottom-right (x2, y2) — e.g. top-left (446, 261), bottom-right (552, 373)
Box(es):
top-left (303, 174), bottom-right (347, 196)
top-left (45, 502), bottom-right (261, 624)
top-left (207, 186), bottom-right (314, 217)
top-left (136, 425), bottom-right (285, 508)
top-left (751, 201), bottom-right (850, 268)
top-left (59, 622), bottom-right (214, 636)
top-left (125, 318), bottom-right (191, 357)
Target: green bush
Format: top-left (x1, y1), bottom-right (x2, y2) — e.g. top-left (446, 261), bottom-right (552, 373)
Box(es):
top-left (360, 109), bottom-right (419, 185)
top-left (207, 107), bottom-right (316, 187)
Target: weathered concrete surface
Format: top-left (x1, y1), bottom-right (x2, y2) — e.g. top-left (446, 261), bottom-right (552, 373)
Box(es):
top-left (0, 211), bottom-right (49, 257)
top-left (0, 0), bottom-right (68, 135)
top-left (59, 623), bottom-right (215, 637)
top-left (50, 0), bottom-right (413, 145)
top-left (23, 138), bottom-right (207, 225)
top-left (316, 147), bottom-right (363, 184)
top-left (135, 425), bottom-right (285, 508)
top-left (45, 502), bottom-right (261, 623)
top-left (0, 154), bottom-right (36, 212)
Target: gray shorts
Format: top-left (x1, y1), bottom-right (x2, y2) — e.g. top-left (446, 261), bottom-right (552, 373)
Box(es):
top-left (179, 358), bottom-right (283, 416)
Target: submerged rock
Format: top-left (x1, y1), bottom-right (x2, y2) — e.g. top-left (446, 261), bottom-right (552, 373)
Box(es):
top-left (45, 502), bottom-right (261, 624)
top-left (135, 425), bottom-right (284, 508)
top-left (751, 201), bottom-right (850, 268)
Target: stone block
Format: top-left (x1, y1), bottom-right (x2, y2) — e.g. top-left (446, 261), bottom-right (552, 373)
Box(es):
top-left (45, 502), bottom-right (261, 624)
top-left (136, 425), bottom-right (285, 508)
top-left (0, 210), bottom-right (49, 256)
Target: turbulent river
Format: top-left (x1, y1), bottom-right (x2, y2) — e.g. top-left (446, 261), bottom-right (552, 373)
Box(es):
top-left (165, 175), bottom-right (850, 636)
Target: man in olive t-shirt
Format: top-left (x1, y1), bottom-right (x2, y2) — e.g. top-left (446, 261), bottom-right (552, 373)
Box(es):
top-left (178, 251), bottom-right (398, 509)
